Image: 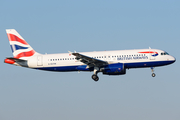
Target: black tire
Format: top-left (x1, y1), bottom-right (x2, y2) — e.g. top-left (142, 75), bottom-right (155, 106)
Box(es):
top-left (152, 73), bottom-right (156, 77)
top-left (92, 74), bottom-right (99, 81)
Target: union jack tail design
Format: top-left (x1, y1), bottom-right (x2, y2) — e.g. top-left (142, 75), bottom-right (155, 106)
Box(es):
top-left (6, 29), bottom-right (39, 59)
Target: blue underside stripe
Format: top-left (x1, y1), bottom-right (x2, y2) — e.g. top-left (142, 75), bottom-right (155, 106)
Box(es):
top-left (35, 60), bottom-right (175, 72)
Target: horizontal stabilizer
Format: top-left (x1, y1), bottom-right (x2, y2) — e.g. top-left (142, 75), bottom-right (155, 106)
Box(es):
top-left (6, 57), bottom-right (27, 62)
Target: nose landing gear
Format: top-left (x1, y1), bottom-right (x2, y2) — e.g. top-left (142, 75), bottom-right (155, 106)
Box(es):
top-left (151, 67), bottom-right (156, 77)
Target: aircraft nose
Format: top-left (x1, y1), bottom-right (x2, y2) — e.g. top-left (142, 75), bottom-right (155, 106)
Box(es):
top-left (170, 56), bottom-right (176, 63)
top-left (173, 56), bottom-right (176, 62)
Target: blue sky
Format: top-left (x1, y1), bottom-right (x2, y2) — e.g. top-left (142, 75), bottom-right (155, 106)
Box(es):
top-left (0, 0), bottom-right (179, 120)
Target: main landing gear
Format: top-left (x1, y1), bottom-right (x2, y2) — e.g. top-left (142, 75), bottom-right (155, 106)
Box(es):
top-left (151, 67), bottom-right (156, 77)
top-left (92, 67), bottom-right (100, 82)
top-left (92, 74), bottom-right (99, 81)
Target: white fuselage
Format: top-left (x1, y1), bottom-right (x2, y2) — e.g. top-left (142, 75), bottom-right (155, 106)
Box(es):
top-left (26, 49), bottom-right (175, 72)
top-left (5, 29), bottom-right (176, 81)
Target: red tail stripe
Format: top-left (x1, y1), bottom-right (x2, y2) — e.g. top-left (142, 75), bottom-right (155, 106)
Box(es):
top-left (14, 50), bottom-right (35, 59)
top-left (7, 33), bottom-right (28, 45)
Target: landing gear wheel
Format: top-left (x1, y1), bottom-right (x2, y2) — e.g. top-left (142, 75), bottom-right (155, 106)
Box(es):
top-left (152, 73), bottom-right (156, 77)
top-left (92, 74), bottom-right (99, 81)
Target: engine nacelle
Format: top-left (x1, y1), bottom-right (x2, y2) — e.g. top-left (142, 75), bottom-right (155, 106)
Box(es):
top-left (102, 63), bottom-right (126, 75)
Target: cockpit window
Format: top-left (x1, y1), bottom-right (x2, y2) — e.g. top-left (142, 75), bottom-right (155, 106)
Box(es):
top-left (165, 52), bottom-right (169, 55)
top-left (161, 52), bottom-right (169, 55)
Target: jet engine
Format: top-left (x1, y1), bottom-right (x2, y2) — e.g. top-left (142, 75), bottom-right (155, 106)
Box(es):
top-left (102, 63), bottom-right (126, 75)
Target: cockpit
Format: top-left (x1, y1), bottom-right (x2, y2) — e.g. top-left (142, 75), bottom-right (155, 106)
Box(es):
top-left (161, 52), bottom-right (169, 55)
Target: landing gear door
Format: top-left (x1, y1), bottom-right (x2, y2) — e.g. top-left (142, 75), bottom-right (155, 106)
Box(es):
top-left (37, 56), bottom-right (43, 66)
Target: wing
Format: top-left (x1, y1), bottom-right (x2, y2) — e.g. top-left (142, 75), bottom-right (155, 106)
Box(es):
top-left (69, 51), bottom-right (108, 68)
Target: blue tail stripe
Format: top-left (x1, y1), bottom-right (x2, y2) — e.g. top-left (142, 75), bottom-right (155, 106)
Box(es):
top-left (14, 45), bottom-right (28, 50)
top-left (10, 45), bottom-right (14, 52)
top-left (10, 44), bottom-right (29, 53)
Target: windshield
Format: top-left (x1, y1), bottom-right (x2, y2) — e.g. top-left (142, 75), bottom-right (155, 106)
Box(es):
top-left (161, 52), bottom-right (169, 55)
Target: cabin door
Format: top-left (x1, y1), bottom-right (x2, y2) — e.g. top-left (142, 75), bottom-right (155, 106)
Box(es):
top-left (37, 56), bottom-right (43, 66)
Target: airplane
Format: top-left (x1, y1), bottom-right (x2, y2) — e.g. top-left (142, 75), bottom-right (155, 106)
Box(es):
top-left (4, 29), bottom-right (176, 81)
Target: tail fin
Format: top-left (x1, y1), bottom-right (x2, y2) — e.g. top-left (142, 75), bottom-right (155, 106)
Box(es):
top-left (6, 29), bottom-right (39, 59)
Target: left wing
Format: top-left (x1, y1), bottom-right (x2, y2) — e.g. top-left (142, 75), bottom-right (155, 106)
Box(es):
top-left (69, 51), bottom-right (108, 68)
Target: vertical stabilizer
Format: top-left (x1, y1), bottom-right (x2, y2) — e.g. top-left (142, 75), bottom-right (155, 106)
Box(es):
top-left (6, 29), bottom-right (40, 59)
